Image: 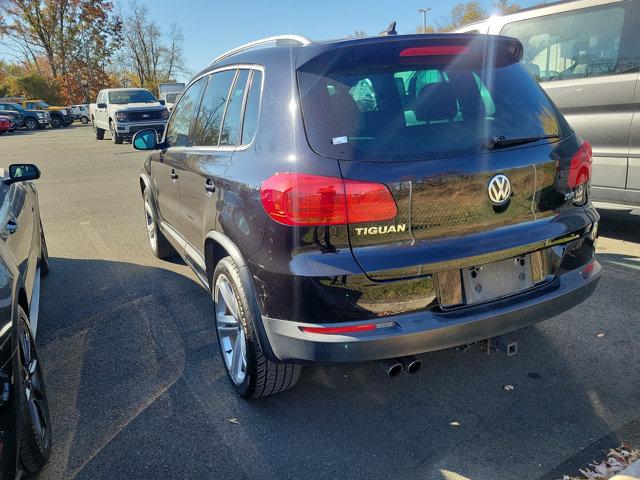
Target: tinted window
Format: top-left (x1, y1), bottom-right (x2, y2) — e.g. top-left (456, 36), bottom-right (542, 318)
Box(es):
top-left (241, 70), bottom-right (262, 145)
top-left (220, 70), bottom-right (249, 146)
top-left (165, 77), bottom-right (207, 148)
top-left (298, 46), bottom-right (561, 161)
top-left (193, 70), bottom-right (236, 146)
top-left (501, 5), bottom-right (629, 81)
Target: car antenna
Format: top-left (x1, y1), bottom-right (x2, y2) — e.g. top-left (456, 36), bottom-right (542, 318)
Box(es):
top-left (379, 21), bottom-right (397, 36)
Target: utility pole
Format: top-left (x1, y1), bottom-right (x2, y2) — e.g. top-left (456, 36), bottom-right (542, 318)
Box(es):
top-left (418, 8), bottom-right (431, 33)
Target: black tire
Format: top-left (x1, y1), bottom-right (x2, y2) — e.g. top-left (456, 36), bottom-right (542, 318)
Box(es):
top-left (213, 256), bottom-right (301, 398)
top-left (143, 189), bottom-right (174, 259)
top-left (24, 118), bottom-right (38, 130)
top-left (17, 307), bottom-right (52, 473)
top-left (93, 119), bottom-right (105, 140)
top-left (50, 116), bottom-right (61, 128)
top-left (109, 121), bottom-right (123, 144)
top-left (39, 222), bottom-right (50, 276)
top-left (80, 116), bottom-right (89, 125)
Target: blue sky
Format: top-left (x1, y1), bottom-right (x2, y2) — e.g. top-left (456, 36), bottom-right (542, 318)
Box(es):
top-left (143, 0), bottom-right (538, 79)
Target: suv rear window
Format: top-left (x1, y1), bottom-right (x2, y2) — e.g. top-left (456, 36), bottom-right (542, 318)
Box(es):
top-left (297, 42), bottom-right (562, 161)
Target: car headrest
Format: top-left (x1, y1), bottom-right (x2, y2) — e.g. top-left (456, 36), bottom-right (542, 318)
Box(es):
top-left (414, 82), bottom-right (458, 123)
top-left (523, 62), bottom-right (541, 79)
top-left (572, 39), bottom-right (589, 59)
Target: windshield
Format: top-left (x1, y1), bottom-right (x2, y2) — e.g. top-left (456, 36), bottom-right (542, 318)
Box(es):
top-left (165, 92), bottom-right (181, 103)
top-left (298, 52), bottom-right (562, 161)
top-left (108, 90), bottom-right (157, 104)
top-left (37, 101), bottom-right (50, 108)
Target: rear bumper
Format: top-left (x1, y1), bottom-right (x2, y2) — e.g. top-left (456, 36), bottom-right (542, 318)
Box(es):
top-left (261, 261), bottom-right (602, 363)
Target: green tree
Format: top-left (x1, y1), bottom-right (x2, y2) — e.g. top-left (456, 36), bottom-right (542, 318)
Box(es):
top-left (0, 0), bottom-right (121, 103)
top-left (347, 30), bottom-right (367, 38)
top-left (438, 1), bottom-right (488, 31)
top-left (0, 61), bottom-right (61, 103)
top-left (115, 1), bottom-right (187, 94)
top-left (493, 0), bottom-right (521, 14)
top-left (14, 72), bottom-right (60, 103)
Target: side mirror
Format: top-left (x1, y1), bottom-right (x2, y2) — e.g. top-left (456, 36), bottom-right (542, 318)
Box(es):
top-left (159, 100), bottom-right (166, 106)
top-left (6, 164), bottom-right (40, 184)
top-left (133, 129), bottom-right (160, 150)
top-left (97, 103), bottom-right (107, 109)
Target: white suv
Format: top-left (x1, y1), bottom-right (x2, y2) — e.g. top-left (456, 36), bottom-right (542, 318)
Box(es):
top-left (68, 105), bottom-right (90, 124)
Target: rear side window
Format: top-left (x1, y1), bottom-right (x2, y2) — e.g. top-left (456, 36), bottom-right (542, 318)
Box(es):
top-left (241, 70), bottom-right (263, 145)
top-left (220, 69), bottom-right (249, 146)
top-left (500, 4), bottom-right (628, 81)
top-left (193, 70), bottom-right (236, 146)
top-left (165, 76), bottom-right (206, 148)
top-left (297, 42), bottom-right (561, 161)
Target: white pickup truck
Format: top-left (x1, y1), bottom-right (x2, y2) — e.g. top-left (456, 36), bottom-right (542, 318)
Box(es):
top-left (89, 88), bottom-right (169, 144)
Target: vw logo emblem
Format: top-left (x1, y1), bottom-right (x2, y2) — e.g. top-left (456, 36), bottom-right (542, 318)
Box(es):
top-left (487, 174), bottom-right (511, 206)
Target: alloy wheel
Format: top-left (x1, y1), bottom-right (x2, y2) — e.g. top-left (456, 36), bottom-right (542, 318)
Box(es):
top-left (215, 274), bottom-right (247, 385)
top-left (18, 322), bottom-right (49, 447)
top-left (144, 193), bottom-right (157, 251)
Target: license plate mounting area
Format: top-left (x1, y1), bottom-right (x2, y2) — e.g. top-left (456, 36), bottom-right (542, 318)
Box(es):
top-left (461, 255), bottom-right (534, 305)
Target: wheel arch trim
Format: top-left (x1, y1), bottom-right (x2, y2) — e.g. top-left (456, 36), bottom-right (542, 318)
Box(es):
top-left (204, 230), bottom-right (279, 362)
top-left (139, 173), bottom-right (151, 196)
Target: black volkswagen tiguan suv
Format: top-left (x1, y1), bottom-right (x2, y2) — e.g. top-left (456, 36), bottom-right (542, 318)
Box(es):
top-left (133, 33), bottom-right (602, 398)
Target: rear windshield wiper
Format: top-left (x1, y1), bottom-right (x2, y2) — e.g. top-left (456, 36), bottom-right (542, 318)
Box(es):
top-left (483, 134), bottom-right (561, 150)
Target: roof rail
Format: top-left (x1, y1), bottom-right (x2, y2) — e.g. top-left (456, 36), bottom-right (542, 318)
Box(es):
top-left (211, 34), bottom-right (312, 64)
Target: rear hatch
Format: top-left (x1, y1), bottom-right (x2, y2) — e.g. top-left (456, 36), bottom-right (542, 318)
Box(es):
top-left (297, 35), bottom-right (584, 281)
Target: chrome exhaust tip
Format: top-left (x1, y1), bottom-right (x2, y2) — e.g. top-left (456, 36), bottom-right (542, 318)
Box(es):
top-left (397, 355), bottom-right (421, 374)
top-left (378, 358), bottom-right (403, 377)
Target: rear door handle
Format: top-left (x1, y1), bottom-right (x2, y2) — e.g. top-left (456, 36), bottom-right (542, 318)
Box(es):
top-left (205, 178), bottom-right (216, 194)
top-left (170, 169), bottom-right (178, 180)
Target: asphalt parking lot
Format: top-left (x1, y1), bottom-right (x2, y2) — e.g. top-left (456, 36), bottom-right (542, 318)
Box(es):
top-left (3, 125), bottom-right (640, 480)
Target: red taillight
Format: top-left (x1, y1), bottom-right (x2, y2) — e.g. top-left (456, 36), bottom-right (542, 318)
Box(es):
top-left (582, 262), bottom-right (595, 278)
top-left (260, 173), bottom-right (397, 226)
top-left (568, 142), bottom-right (592, 188)
top-left (400, 45), bottom-right (470, 57)
top-left (300, 324), bottom-right (377, 335)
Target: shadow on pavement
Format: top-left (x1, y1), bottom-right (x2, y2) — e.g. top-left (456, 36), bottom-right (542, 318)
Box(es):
top-left (597, 208), bottom-right (640, 243)
top-left (34, 255), bottom-right (640, 480)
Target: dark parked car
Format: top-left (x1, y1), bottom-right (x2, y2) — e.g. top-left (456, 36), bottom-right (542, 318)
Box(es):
top-left (0, 164), bottom-right (51, 478)
top-left (133, 34), bottom-right (602, 398)
top-left (0, 103), bottom-right (50, 130)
